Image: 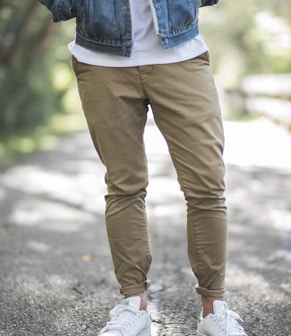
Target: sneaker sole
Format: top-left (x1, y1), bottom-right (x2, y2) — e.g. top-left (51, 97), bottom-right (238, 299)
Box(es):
top-left (197, 330), bottom-right (207, 336)
top-left (139, 327), bottom-right (151, 336)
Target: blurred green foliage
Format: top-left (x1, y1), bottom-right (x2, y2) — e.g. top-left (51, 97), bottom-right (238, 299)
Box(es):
top-left (200, 0), bottom-right (291, 87)
top-left (0, 0), bottom-right (84, 167)
top-left (0, 0), bottom-right (290, 167)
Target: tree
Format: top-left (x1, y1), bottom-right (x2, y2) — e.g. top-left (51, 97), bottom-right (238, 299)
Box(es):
top-left (0, 1), bottom-right (74, 136)
top-left (200, 0), bottom-right (291, 86)
top-left (0, 0), bottom-right (290, 139)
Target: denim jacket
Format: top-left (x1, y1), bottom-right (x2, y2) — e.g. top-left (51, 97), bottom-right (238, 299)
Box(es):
top-left (39, 0), bottom-right (219, 56)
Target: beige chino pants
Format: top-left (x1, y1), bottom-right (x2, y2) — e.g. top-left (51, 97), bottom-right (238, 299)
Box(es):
top-left (72, 52), bottom-right (227, 298)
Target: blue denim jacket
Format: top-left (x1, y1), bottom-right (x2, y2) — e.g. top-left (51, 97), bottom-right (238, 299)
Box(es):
top-left (39, 0), bottom-right (219, 56)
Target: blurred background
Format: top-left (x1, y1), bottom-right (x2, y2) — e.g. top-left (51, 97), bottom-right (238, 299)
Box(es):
top-left (0, 0), bottom-right (290, 168)
top-left (0, 4), bottom-right (290, 334)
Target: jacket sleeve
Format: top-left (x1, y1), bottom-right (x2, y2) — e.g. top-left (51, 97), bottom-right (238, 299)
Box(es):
top-left (200, 0), bottom-right (219, 7)
top-left (38, 0), bottom-right (76, 22)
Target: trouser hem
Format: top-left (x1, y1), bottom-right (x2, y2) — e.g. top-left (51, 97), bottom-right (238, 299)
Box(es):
top-left (196, 285), bottom-right (225, 297)
top-left (120, 279), bottom-right (151, 296)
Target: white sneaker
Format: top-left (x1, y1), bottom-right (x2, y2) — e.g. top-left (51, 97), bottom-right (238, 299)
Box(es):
top-left (197, 300), bottom-right (248, 336)
top-left (98, 296), bottom-right (151, 336)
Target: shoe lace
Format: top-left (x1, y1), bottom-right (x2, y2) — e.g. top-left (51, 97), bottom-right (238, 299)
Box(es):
top-left (101, 304), bottom-right (138, 333)
top-left (214, 310), bottom-right (247, 336)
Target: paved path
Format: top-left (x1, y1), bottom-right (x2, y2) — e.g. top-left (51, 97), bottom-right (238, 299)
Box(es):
top-left (0, 116), bottom-right (290, 335)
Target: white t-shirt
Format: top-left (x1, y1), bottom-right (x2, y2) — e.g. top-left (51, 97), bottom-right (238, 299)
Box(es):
top-left (68, 0), bottom-right (208, 67)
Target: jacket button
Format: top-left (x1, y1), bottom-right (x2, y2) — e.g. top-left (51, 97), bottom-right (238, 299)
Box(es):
top-left (121, 5), bottom-right (127, 10)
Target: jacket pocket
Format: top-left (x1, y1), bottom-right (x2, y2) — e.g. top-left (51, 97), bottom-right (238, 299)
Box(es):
top-left (79, 0), bottom-right (122, 41)
top-left (160, 0), bottom-right (198, 35)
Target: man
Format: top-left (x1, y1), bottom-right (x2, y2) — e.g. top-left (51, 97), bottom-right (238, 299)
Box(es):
top-left (39, 1), bottom-right (248, 335)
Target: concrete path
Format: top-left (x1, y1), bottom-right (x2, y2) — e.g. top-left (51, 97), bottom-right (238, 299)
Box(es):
top-left (0, 116), bottom-right (290, 335)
